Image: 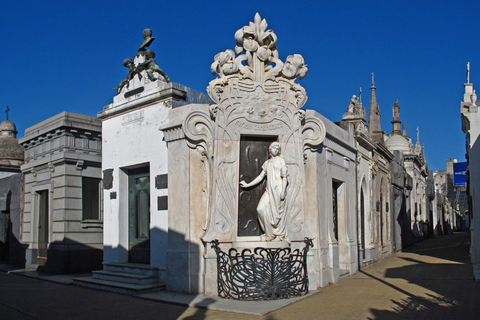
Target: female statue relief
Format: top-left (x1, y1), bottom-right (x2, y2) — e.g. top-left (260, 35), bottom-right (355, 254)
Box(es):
top-left (240, 142), bottom-right (288, 241)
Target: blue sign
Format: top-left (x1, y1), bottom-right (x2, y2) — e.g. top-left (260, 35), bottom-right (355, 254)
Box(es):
top-left (454, 162), bottom-right (467, 186)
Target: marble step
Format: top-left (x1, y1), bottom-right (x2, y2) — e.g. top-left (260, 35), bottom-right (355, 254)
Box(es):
top-left (73, 276), bottom-right (165, 295)
top-left (103, 262), bottom-right (159, 276)
top-left (92, 270), bottom-right (159, 285)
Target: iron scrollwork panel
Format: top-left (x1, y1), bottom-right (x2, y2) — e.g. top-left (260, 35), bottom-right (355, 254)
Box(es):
top-left (211, 238), bottom-right (313, 300)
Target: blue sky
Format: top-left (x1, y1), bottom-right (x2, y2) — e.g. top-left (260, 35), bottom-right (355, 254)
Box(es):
top-left (1, 1), bottom-right (477, 172)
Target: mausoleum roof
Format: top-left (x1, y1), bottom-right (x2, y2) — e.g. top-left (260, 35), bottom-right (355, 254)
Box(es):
top-left (385, 134), bottom-right (410, 152)
top-left (0, 120), bottom-right (17, 137)
top-left (0, 119), bottom-right (24, 167)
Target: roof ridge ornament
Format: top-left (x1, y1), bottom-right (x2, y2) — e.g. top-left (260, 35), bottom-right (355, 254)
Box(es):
top-left (113, 29), bottom-right (169, 96)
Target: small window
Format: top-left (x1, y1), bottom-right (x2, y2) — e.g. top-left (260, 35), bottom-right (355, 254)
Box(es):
top-left (82, 177), bottom-right (101, 220)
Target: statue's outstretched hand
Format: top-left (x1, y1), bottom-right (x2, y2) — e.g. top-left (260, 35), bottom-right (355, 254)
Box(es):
top-left (239, 180), bottom-right (247, 188)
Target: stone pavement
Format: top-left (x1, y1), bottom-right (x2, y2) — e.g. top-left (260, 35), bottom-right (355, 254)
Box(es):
top-left (1, 232), bottom-right (479, 319)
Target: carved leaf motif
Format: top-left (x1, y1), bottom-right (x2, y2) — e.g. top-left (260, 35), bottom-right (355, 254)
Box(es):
top-left (204, 162), bottom-right (236, 240)
top-left (285, 164), bottom-right (303, 234)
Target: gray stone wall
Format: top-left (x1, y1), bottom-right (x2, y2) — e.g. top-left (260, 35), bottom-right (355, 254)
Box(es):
top-left (20, 112), bottom-right (103, 273)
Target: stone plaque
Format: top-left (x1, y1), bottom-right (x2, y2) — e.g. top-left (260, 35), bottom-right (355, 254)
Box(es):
top-left (103, 169), bottom-right (114, 190)
top-left (124, 86), bottom-right (144, 98)
top-left (157, 196), bottom-right (168, 210)
top-left (155, 174), bottom-right (168, 189)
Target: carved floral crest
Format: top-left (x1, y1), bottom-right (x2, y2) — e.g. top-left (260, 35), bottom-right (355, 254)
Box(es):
top-left (207, 13), bottom-right (309, 124)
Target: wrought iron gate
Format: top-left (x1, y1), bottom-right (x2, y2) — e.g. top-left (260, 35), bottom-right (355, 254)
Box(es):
top-left (211, 238), bottom-right (313, 300)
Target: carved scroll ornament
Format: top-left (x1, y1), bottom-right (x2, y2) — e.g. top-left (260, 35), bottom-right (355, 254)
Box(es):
top-left (183, 111), bottom-right (214, 157)
top-left (302, 116), bottom-right (326, 154)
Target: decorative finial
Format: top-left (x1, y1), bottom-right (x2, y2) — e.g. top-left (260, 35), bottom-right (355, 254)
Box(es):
top-left (467, 62), bottom-right (470, 84)
top-left (359, 87), bottom-right (362, 104)
top-left (417, 126), bottom-right (420, 144)
top-left (372, 72), bottom-right (375, 85)
top-left (5, 106), bottom-right (10, 120)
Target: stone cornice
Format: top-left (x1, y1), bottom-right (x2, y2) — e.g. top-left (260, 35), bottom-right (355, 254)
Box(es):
top-left (98, 82), bottom-right (187, 120)
top-left (375, 142), bottom-right (394, 161)
top-left (21, 157), bottom-right (101, 173)
top-left (161, 125), bottom-right (185, 143)
top-left (354, 131), bottom-right (376, 151)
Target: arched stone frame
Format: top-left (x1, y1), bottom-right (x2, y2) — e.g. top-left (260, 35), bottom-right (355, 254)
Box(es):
top-left (358, 176), bottom-right (370, 261)
top-left (379, 177), bottom-right (384, 247)
top-left (330, 178), bottom-right (350, 274)
top-left (414, 182), bottom-right (420, 227)
top-left (422, 191), bottom-right (426, 222)
top-left (380, 177), bottom-right (392, 246)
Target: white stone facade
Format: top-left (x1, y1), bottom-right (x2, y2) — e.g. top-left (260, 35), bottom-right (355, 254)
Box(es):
top-left (98, 80), bottom-right (211, 284)
top-left (461, 81), bottom-right (480, 281)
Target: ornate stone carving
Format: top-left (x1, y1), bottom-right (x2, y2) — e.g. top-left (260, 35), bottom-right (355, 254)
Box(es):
top-left (393, 100), bottom-right (400, 120)
top-left (183, 111), bottom-right (214, 158)
top-left (207, 13), bottom-right (308, 115)
top-left (137, 50), bottom-right (169, 82)
top-left (197, 13), bottom-right (324, 242)
top-left (113, 29), bottom-right (169, 95)
top-left (113, 58), bottom-right (141, 94)
top-left (355, 121), bottom-right (368, 135)
top-left (302, 116), bottom-right (326, 154)
top-left (471, 90), bottom-right (477, 107)
top-left (342, 95), bottom-right (366, 121)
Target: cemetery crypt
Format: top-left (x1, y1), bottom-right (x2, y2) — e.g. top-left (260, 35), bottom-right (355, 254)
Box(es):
top-left (92, 14), bottom-right (368, 296)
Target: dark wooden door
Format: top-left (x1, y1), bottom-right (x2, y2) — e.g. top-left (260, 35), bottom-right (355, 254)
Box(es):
top-left (128, 167), bottom-right (150, 264)
top-left (238, 136), bottom-right (277, 236)
top-left (37, 190), bottom-right (49, 265)
top-left (332, 181), bottom-right (339, 241)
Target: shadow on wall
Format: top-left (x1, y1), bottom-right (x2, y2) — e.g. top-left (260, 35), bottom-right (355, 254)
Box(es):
top-left (0, 215), bottom-right (27, 268)
top-left (38, 238), bottom-right (103, 274)
top-left (104, 227), bottom-right (203, 295)
top-left (0, 174), bottom-right (26, 268)
top-left (397, 193), bottom-right (415, 249)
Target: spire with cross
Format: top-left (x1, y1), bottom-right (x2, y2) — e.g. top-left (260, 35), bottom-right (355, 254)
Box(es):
top-left (5, 106), bottom-right (10, 120)
top-left (467, 62), bottom-right (470, 84)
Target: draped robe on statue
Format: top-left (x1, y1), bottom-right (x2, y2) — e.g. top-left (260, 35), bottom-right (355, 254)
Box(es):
top-left (257, 156), bottom-right (288, 239)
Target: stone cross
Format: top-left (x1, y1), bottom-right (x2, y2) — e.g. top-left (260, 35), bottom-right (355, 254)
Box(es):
top-left (467, 62), bottom-right (470, 84)
top-left (5, 106), bottom-right (10, 120)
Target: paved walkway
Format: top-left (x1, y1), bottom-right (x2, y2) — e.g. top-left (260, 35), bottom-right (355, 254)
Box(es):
top-left (1, 232), bottom-right (479, 319)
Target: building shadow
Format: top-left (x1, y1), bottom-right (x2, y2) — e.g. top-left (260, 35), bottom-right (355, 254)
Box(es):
top-left (0, 173), bottom-right (26, 268)
top-left (100, 227), bottom-right (216, 319)
top-left (367, 232), bottom-right (478, 319)
top-left (38, 238), bottom-right (103, 274)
